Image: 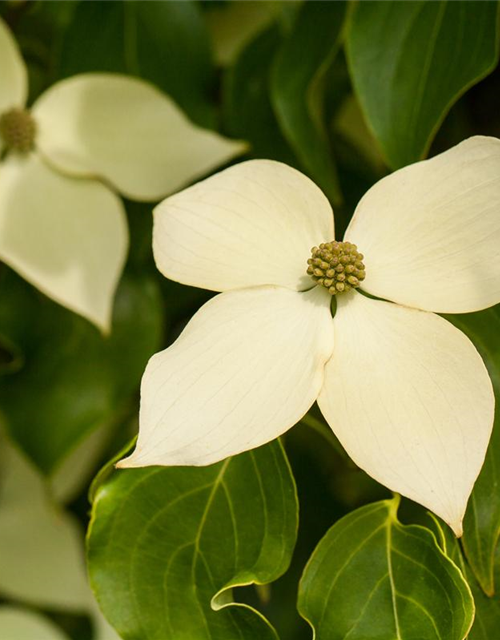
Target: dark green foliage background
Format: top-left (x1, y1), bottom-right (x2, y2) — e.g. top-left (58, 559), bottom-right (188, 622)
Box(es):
top-left (1, 1), bottom-right (500, 639)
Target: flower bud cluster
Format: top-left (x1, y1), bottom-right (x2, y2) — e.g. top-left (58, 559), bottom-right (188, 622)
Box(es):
top-left (0, 108), bottom-right (36, 153)
top-left (307, 241), bottom-right (366, 295)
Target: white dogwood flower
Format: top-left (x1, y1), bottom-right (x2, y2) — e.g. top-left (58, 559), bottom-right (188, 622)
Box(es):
top-left (119, 136), bottom-right (500, 535)
top-left (0, 18), bottom-right (243, 330)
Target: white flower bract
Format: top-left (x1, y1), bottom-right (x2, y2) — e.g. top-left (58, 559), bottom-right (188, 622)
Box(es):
top-left (118, 133), bottom-right (500, 536)
top-left (0, 18), bottom-right (244, 330)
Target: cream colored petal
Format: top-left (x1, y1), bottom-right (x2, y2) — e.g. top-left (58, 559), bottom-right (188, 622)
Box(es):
top-left (345, 136), bottom-right (500, 313)
top-left (0, 607), bottom-right (70, 640)
top-left (153, 159), bottom-right (334, 292)
top-left (0, 154), bottom-right (128, 331)
top-left (318, 292), bottom-right (494, 536)
top-left (118, 285), bottom-right (334, 468)
top-left (0, 18), bottom-right (27, 113)
top-left (32, 73), bottom-right (245, 202)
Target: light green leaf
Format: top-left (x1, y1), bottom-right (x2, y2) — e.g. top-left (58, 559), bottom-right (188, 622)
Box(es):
top-left (88, 441), bottom-right (298, 640)
top-left (298, 497), bottom-right (474, 640)
top-left (0, 268), bottom-right (163, 473)
top-left (0, 606), bottom-right (70, 640)
top-left (446, 306), bottom-right (500, 596)
top-left (271, 0), bottom-right (346, 205)
top-left (346, 1), bottom-right (500, 168)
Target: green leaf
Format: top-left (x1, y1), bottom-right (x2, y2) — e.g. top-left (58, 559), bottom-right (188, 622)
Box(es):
top-left (346, 1), bottom-right (500, 168)
top-left (0, 268), bottom-right (163, 473)
top-left (298, 497), bottom-right (474, 640)
top-left (271, 1), bottom-right (346, 205)
top-left (223, 26), bottom-right (296, 163)
top-left (446, 306), bottom-right (500, 596)
top-left (58, 0), bottom-right (215, 126)
top-left (88, 441), bottom-right (298, 640)
top-left (425, 515), bottom-right (500, 640)
top-left (205, 1), bottom-right (279, 66)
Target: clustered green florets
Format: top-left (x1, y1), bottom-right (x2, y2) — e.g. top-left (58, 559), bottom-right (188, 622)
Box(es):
top-left (307, 241), bottom-right (366, 295)
top-left (0, 108), bottom-right (36, 153)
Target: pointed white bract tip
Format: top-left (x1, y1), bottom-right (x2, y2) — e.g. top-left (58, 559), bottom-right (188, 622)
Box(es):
top-left (85, 308), bottom-right (112, 336)
top-left (114, 456), bottom-right (137, 470)
top-left (449, 519), bottom-right (464, 539)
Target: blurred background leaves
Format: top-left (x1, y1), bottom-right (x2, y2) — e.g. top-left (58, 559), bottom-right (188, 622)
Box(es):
top-left (0, 1), bottom-right (499, 638)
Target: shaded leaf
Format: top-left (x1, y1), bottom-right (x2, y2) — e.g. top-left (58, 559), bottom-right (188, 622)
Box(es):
top-left (446, 306), bottom-right (500, 596)
top-left (426, 515), bottom-right (500, 640)
top-left (0, 268), bottom-right (163, 473)
top-left (271, 1), bottom-right (346, 205)
top-left (58, 0), bottom-right (215, 126)
top-left (298, 497), bottom-right (474, 640)
top-left (346, 1), bottom-right (500, 168)
top-left (88, 441), bottom-right (298, 640)
top-left (205, 0), bottom-right (279, 66)
top-left (223, 26), bottom-right (295, 163)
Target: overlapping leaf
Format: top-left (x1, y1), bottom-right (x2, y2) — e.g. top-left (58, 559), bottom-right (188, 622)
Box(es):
top-left (88, 442), bottom-right (298, 640)
top-left (298, 497), bottom-right (474, 640)
top-left (447, 305), bottom-right (500, 596)
top-left (271, 1), bottom-right (346, 205)
top-left (223, 26), bottom-right (295, 163)
top-left (426, 515), bottom-right (500, 640)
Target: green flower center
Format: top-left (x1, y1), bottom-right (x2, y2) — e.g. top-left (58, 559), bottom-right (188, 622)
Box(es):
top-left (0, 108), bottom-right (37, 153)
top-left (307, 241), bottom-right (366, 295)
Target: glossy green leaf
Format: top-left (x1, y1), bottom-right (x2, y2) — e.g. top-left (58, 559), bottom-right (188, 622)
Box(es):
top-left (271, 1), bottom-right (345, 205)
top-left (58, 0), bottom-right (215, 126)
top-left (426, 515), bottom-right (500, 640)
top-left (446, 306), bottom-right (500, 596)
top-left (0, 268), bottom-right (163, 473)
top-left (346, 1), bottom-right (500, 168)
top-left (298, 497), bottom-right (474, 640)
top-left (88, 441), bottom-right (298, 640)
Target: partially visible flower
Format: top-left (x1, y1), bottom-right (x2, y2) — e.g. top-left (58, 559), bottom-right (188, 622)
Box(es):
top-left (119, 136), bottom-right (500, 536)
top-left (0, 18), bottom-right (244, 330)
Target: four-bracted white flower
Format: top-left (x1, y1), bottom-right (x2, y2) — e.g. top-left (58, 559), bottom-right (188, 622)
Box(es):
top-left (119, 136), bottom-right (500, 536)
top-left (0, 18), bottom-right (243, 330)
